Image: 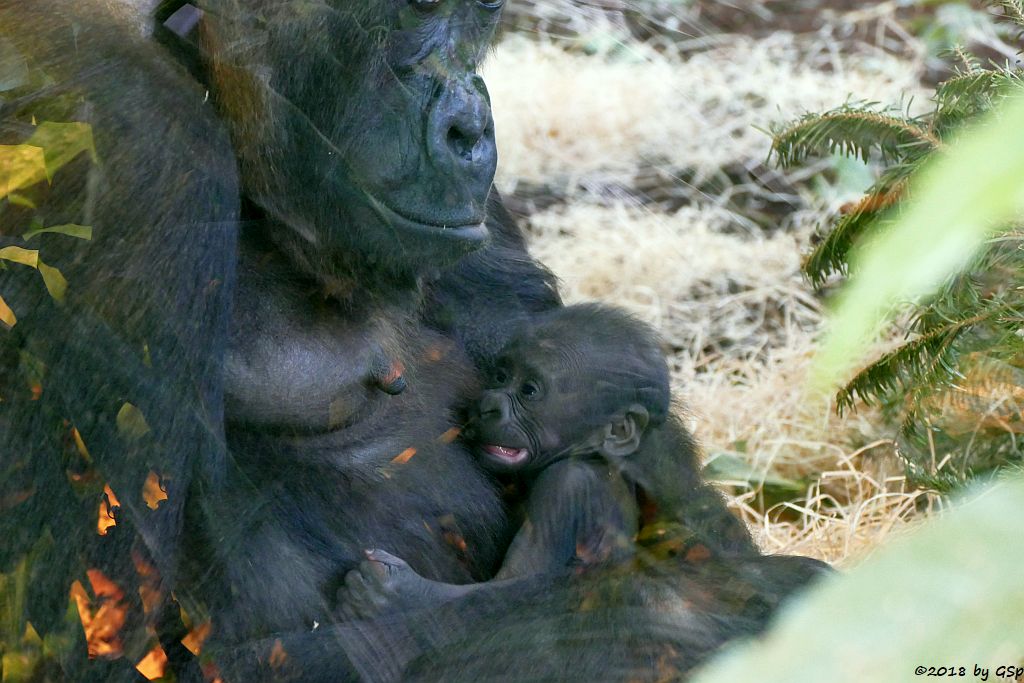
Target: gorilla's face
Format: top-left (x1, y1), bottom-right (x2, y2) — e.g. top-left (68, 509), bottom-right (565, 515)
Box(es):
top-left (199, 0), bottom-right (503, 273)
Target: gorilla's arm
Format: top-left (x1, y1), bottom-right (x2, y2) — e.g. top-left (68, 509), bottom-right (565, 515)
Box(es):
top-left (0, 1), bottom-right (238, 589)
top-left (628, 415), bottom-right (762, 557)
top-left (221, 552), bottom-right (833, 683)
top-left (337, 459), bottom-right (639, 618)
top-left (496, 459), bottom-right (638, 576)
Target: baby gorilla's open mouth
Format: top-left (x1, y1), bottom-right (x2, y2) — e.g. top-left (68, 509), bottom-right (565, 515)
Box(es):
top-left (482, 444), bottom-right (529, 464)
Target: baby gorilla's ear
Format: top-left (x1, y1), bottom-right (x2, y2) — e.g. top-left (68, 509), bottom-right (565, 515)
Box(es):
top-left (599, 404), bottom-right (649, 458)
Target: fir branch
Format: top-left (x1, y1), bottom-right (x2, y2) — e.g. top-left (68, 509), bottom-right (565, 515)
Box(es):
top-left (804, 210), bottom-right (885, 287)
top-left (916, 240), bottom-right (1024, 333)
top-left (951, 45), bottom-right (982, 75)
top-left (840, 179), bottom-right (909, 215)
top-left (803, 177), bottom-right (910, 286)
top-left (771, 106), bottom-right (940, 168)
top-left (997, 0), bottom-right (1024, 28)
top-left (835, 308), bottom-right (1006, 415)
top-left (934, 70), bottom-right (1024, 127)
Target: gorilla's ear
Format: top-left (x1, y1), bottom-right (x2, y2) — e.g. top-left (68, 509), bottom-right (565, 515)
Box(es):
top-left (599, 404), bottom-right (649, 458)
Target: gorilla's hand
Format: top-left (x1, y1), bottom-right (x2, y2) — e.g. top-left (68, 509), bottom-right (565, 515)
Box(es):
top-left (338, 549), bottom-right (443, 620)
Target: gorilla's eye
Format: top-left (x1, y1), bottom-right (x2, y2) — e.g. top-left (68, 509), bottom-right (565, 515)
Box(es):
top-left (411, 0), bottom-right (443, 10)
top-left (492, 368), bottom-right (509, 384)
top-left (520, 381), bottom-right (540, 399)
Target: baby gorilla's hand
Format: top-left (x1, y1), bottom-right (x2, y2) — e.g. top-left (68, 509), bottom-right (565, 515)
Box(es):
top-left (337, 549), bottom-right (426, 620)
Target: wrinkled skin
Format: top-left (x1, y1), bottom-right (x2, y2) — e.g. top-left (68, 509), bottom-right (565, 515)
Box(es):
top-left (0, 1), bottom-right (827, 681)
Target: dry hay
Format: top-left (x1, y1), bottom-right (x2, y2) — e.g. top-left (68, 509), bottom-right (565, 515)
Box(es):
top-left (526, 203), bottom-right (817, 365)
top-left (484, 27), bottom-right (938, 566)
top-left (485, 31), bottom-right (926, 195)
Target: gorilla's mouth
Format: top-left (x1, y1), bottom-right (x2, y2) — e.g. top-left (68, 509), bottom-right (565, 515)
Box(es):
top-left (482, 444), bottom-right (529, 464)
top-left (370, 196), bottom-right (489, 244)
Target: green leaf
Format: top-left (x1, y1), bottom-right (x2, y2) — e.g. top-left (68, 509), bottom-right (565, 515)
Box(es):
top-left (934, 70), bottom-right (1023, 115)
top-left (692, 475), bottom-right (1024, 683)
top-left (832, 309), bottom-right (1005, 414)
top-left (812, 91), bottom-right (1024, 390)
top-left (6, 193), bottom-right (36, 209)
top-left (0, 37), bottom-right (28, 93)
top-left (116, 402), bottom-right (151, 441)
top-left (22, 224), bottom-right (92, 241)
top-left (804, 210), bottom-right (887, 287)
top-left (24, 121), bottom-right (96, 180)
top-left (703, 452), bottom-right (805, 492)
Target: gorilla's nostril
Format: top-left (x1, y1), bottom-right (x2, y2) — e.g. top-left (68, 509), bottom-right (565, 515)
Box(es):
top-left (448, 128), bottom-right (475, 162)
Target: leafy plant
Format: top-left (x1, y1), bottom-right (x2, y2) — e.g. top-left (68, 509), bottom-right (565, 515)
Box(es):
top-left (770, 1), bottom-right (1024, 491)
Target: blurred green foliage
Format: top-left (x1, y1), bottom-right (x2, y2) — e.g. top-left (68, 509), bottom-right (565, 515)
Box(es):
top-left (772, 1), bottom-right (1024, 491)
top-left (692, 471), bottom-right (1024, 683)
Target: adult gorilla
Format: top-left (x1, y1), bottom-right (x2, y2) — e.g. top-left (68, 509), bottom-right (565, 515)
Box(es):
top-left (0, 1), bottom-right (824, 680)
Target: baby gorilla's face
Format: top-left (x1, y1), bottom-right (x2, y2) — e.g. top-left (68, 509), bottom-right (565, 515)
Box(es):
top-left (464, 341), bottom-right (604, 474)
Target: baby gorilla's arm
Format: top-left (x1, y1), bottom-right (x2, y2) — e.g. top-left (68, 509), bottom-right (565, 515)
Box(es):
top-left (338, 460), bottom-right (638, 619)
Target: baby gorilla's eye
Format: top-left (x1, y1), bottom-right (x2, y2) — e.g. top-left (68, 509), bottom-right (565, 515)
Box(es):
top-left (520, 381), bottom-right (540, 398)
top-left (492, 368), bottom-right (509, 384)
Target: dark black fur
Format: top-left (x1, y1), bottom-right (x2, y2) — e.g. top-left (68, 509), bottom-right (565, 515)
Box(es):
top-left (0, 2), bottom-right (826, 680)
top-left (332, 304), bottom-right (760, 623)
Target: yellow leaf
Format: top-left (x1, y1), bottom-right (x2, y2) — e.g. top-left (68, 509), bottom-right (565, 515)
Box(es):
top-left (0, 245), bottom-right (38, 268)
top-left (72, 427), bottom-right (92, 462)
top-left (37, 259), bottom-right (67, 303)
top-left (0, 144), bottom-right (46, 196)
top-left (0, 293), bottom-right (15, 328)
top-left (22, 223), bottom-right (92, 240)
top-left (116, 402), bottom-right (151, 441)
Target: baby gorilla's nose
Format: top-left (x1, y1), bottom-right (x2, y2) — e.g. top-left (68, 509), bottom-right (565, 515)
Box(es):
top-left (477, 390), bottom-right (509, 420)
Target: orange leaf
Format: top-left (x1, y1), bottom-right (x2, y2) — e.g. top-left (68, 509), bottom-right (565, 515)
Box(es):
top-left (136, 644), bottom-right (168, 680)
top-left (71, 569), bottom-right (127, 659)
top-left (268, 639), bottom-right (288, 668)
top-left (182, 621), bottom-right (212, 656)
top-left (437, 427), bottom-right (461, 444)
top-left (97, 484), bottom-right (120, 536)
top-left (142, 471), bottom-right (169, 510)
top-left (391, 447), bottom-right (417, 465)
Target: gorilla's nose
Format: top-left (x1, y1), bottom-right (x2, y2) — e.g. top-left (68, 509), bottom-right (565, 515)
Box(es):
top-left (429, 75), bottom-right (496, 176)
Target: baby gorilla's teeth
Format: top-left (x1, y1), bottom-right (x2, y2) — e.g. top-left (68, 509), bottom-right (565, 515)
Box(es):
top-left (483, 444), bottom-right (529, 462)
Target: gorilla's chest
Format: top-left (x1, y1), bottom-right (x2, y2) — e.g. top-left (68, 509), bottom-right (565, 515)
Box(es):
top-left (224, 273), bottom-right (398, 433)
top-left (221, 247), bottom-right (507, 589)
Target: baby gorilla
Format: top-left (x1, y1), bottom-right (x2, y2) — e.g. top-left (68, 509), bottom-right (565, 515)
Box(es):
top-left (339, 303), bottom-right (680, 618)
